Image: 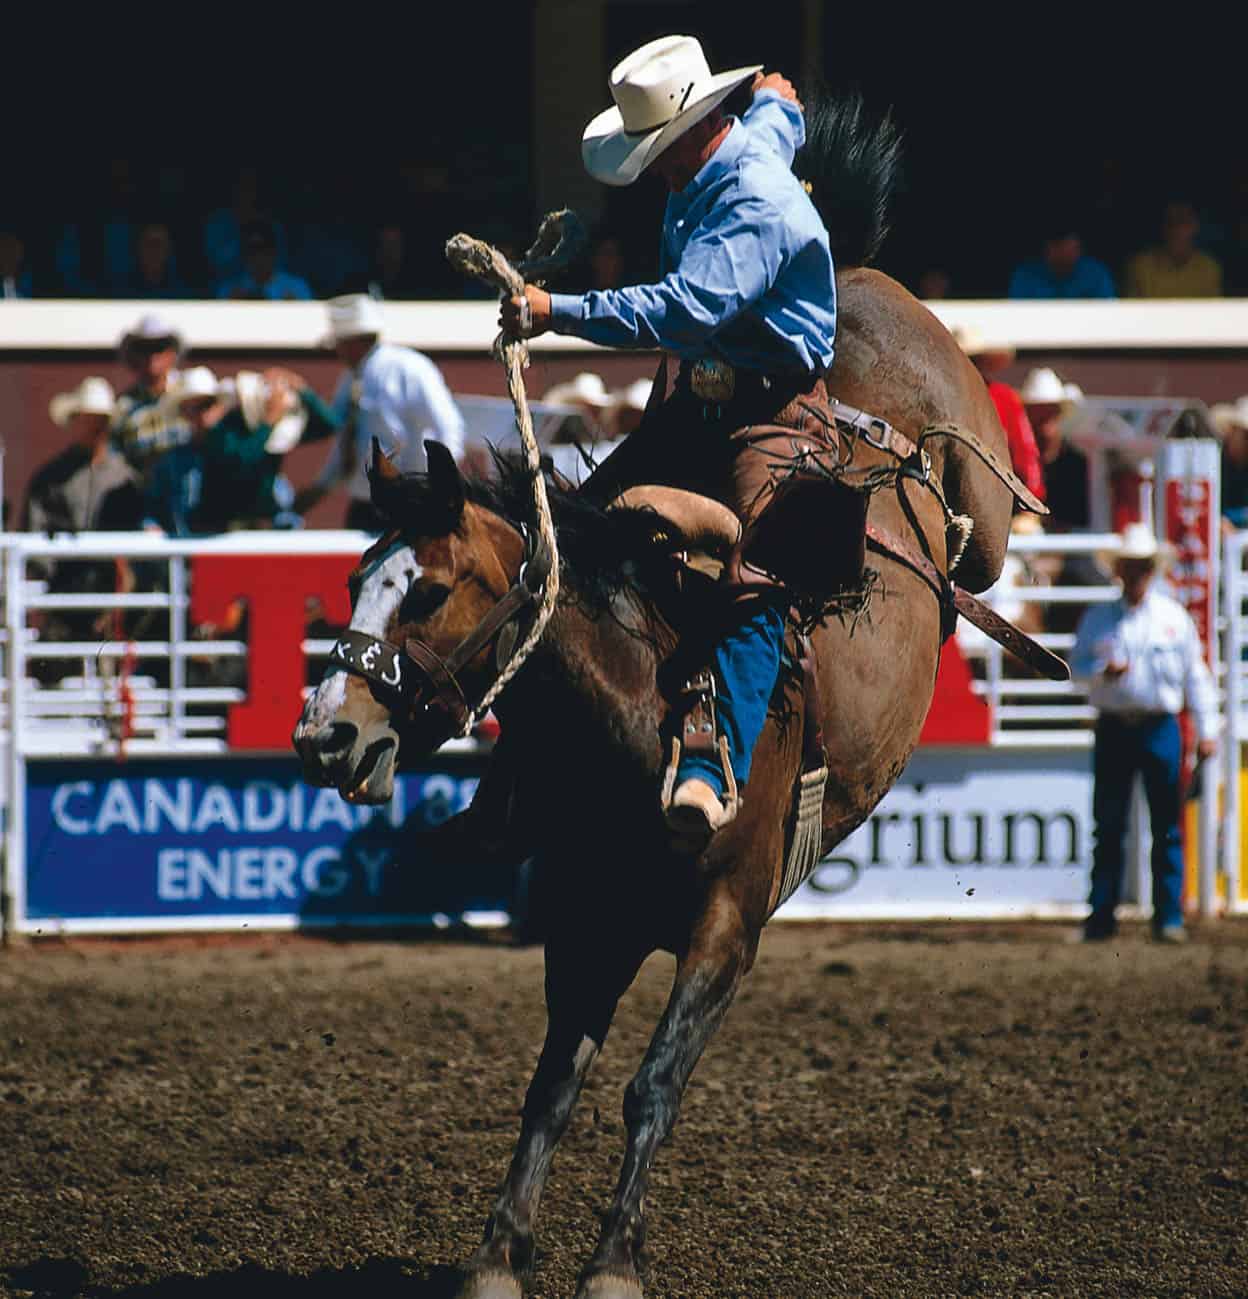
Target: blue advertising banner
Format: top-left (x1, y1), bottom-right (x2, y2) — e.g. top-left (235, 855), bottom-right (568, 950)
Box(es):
top-left (24, 756), bottom-right (511, 928)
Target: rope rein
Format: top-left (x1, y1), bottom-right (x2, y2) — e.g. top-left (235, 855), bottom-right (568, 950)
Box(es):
top-left (444, 211), bottom-right (586, 728)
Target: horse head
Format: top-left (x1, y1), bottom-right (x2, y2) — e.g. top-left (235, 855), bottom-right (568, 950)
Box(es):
top-left (293, 440), bottom-right (526, 804)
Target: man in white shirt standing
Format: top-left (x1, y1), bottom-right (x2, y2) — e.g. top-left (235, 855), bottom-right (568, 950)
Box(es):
top-left (296, 294), bottom-right (466, 530)
top-left (1071, 523), bottom-right (1219, 943)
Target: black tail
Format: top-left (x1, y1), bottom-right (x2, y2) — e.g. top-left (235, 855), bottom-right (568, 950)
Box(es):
top-left (795, 86), bottom-right (901, 268)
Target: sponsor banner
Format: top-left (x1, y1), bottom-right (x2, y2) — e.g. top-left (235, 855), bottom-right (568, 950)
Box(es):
top-left (24, 756), bottom-right (505, 927)
top-left (779, 748), bottom-right (1093, 918)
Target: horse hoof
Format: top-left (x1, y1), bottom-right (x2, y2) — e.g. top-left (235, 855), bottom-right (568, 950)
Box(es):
top-left (454, 1269), bottom-right (524, 1299)
top-left (574, 1272), bottom-right (644, 1299)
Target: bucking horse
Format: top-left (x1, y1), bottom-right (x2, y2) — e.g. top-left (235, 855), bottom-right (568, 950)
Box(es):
top-left (293, 93), bottom-right (1065, 1299)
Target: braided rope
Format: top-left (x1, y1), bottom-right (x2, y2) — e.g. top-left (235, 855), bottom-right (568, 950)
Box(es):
top-left (444, 211), bottom-right (586, 728)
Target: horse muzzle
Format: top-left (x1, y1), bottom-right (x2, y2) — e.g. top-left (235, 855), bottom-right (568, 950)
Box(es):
top-left (292, 717), bottom-right (400, 805)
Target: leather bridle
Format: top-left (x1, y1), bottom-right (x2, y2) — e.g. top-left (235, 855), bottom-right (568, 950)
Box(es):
top-left (323, 523), bottom-right (553, 744)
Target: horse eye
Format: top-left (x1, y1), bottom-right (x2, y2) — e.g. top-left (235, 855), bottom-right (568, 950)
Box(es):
top-left (400, 582), bottom-right (450, 621)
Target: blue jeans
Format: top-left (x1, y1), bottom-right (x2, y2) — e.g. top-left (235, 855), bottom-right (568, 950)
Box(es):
top-left (1087, 713), bottom-right (1185, 935)
top-left (677, 604), bottom-right (786, 798)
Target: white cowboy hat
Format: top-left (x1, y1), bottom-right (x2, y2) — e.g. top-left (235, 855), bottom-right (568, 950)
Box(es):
top-left (119, 312), bottom-right (184, 356)
top-left (323, 293), bottom-right (383, 346)
top-left (542, 372), bottom-right (613, 408)
top-left (173, 366), bottom-right (222, 408)
top-left (614, 377), bottom-right (654, 411)
top-left (1019, 367), bottom-right (1069, 406)
top-left (582, 36), bottom-right (762, 187)
top-left (1210, 395), bottom-right (1248, 436)
top-left (229, 370), bottom-right (309, 454)
top-left (1062, 381), bottom-right (1085, 404)
top-left (49, 376), bottom-right (116, 426)
top-left (1116, 522), bottom-right (1163, 563)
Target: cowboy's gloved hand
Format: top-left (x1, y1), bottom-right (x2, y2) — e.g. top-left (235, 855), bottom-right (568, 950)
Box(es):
top-left (751, 71), bottom-right (802, 109)
top-left (499, 285), bottom-right (552, 340)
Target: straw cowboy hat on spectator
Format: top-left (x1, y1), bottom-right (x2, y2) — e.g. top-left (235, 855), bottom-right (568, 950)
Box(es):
top-left (1020, 367), bottom-right (1078, 407)
top-left (1114, 521), bottom-right (1172, 569)
top-left (582, 36), bottom-right (762, 186)
top-left (323, 294), bottom-right (383, 345)
top-left (614, 377), bottom-right (655, 412)
top-left (172, 366), bottom-right (223, 409)
top-left (49, 376), bottom-right (116, 426)
top-left (229, 370), bottom-right (309, 454)
top-left (1210, 396), bottom-right (1248, 436)
top-left (118, 312), bottom-right (183, 358)
top-left (542, 372), bottom-right (613, 410)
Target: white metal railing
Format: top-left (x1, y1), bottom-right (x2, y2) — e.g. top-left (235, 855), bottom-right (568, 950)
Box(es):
top-left (0, 528), bottom-right (1236, 756)
top-left (1, 530), bottom-right (373, 758)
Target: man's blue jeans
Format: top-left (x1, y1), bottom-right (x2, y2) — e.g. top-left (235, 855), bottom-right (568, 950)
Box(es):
top-left (1087, 713), bottom-right (1185, 935)
top-left (677, 604), bottom-right (786, 798)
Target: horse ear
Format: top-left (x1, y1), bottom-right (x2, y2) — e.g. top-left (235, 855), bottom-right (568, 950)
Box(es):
top-left (370, 437), bottom-right (401, 483)
top-left (425, 439), bottom-right (465, 524)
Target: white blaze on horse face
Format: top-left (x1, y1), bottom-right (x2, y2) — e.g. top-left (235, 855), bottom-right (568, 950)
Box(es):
top-left (301, 543), bottom-right (423, 732)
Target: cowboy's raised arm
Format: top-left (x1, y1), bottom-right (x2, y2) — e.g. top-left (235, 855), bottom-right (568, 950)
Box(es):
top-left (743, 72), bottom-right (806, 166)
top-left (506, 194), bottom-right (786, 354)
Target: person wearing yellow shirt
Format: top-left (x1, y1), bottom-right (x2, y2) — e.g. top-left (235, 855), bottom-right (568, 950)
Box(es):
top-left (1126, 201), bottom-right (1223, 298)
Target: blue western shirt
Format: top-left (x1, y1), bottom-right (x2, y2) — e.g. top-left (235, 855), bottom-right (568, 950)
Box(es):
top-left (549, 92), bottom-right (837, 375)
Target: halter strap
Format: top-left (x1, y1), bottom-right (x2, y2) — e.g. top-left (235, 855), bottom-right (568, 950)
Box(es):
top-left (325, 523), bottom-right (553, 741)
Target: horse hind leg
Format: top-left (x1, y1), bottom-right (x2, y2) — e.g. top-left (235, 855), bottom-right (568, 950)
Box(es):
top-left (454, 935), bottom-right (647, 1299)
top-left (574, 891), bottom-right (754, 1299)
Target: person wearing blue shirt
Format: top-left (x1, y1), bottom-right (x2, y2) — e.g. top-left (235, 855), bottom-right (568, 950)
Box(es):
top-left (217, 220), bottom-right (313, 301)
top-left (1009, 223), bottom-right (1117, 299)
top-left (1070, 524), bottom-right (1218, 943)
top-left (501, 34), bottom-right (838, 847)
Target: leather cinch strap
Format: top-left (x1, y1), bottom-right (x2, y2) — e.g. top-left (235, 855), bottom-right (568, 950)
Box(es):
top-left (865, 523), bottom-right (1070, 682)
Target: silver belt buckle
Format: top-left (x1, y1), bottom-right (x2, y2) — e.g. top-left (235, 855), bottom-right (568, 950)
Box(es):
top-left (690, 359), bottom-right (736, 403)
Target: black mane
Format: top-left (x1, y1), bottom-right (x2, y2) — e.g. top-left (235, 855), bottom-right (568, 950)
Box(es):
top-left (371, 454), bottom-right (680, 619)
top-left (795, 85), bottom-right (902, 268)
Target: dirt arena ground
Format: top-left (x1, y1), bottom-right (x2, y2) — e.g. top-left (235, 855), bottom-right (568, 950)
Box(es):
top-left (1, 920), bottom-right (1246, 1299)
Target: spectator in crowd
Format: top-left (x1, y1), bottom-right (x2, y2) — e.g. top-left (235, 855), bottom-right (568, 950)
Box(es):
top-left (146, 367), bottom-right (339, 535)
top-left (53, 158), bottom-right (143, 297)
top-left (25, 377), bottom-right (139, 534)
top-left (1020, 367), bottom-right (1100, 634)
top-left (349, 223), bottom-right (427, 300)
top-left (1125, 201), bottom-right (1223, 299)
top-left (953, 327), bottom-right (1045, 502)
top-left (116, 222), bottom-right (190, 300)
top-left (609, 377), bottom-right (654, 439)
top-left (540, 372), bottom-right (622, 484)
top-left (24, 377), bottom-right (142, 673)
top-left (1211, 397), bottom-right (1248, 531)
top-left (142, 367), bottom-right (226, 536)
top-left (1008, 220), bottom-right (1117, 299)
top-left (1, 226), bottom-right (32, 298)
top-left (295, 294), bottom-right (467, 530)
top-left (202, 166), bottom-right (289, 287)
top-left (1215, 172), bottom-right (1248, 296)
top-left (544, 372), bottom-right (614, 440)
top-left (216, 220), bottom-right (312, 301)
top-left (112, 313), bottom-right (190, 480)
top-left (1071, 523), bottom-right (1218, 944)
top-left (1021, 367), bottom-right (1088, 530)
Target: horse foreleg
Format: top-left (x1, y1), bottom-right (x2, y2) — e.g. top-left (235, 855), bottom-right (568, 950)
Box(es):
top-left (456, 937), bottom-right (644, 1299)
top-left (575, 892), bottom-right (752, 1299)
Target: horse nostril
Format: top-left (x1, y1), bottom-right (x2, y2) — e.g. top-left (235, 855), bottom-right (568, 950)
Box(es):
top-left (319, 722), bottom-right (359, 758)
